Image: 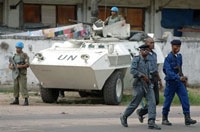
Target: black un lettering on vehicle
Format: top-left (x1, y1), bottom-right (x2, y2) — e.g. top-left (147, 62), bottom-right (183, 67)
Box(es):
top-left (58, 55), bottom-right (77, 61)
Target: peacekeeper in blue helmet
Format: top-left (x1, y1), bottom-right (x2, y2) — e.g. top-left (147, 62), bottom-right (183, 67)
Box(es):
top-left (104, 7), bottom-right (125, 25)
top-left (162, 40), bottom-right (197, 126)
top-left (9, 42), bottom-right (30, 106)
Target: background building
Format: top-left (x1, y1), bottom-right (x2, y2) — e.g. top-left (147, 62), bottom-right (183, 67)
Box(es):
top-left (0, 0), bottom-right (200, 38)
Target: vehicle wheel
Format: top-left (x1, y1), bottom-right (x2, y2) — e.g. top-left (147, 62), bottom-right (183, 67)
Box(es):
top-left (40, 87), bottom-right (59, 103)
top-left (103, 70), bottom-right (124, 105)
top-left (78, 91), bottom-right (90, 97)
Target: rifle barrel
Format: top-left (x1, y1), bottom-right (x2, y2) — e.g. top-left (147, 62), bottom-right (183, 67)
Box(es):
top-left (68, 19), bottom-right (93, 25)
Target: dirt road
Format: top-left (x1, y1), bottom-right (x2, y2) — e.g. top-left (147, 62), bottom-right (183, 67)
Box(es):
top-left (0, 93), bottom-right (199, 132)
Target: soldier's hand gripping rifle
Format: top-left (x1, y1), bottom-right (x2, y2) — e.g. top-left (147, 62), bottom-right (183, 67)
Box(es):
top-left (140, 76), bottom-right (150, 94)
top-left (175, 65), bottom-right (188, 87)
top-left (9, 56), bottom-right (19, 80)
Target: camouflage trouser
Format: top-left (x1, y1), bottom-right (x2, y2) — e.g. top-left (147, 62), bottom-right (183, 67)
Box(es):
top-left (13, 74), bottom-right (29, 98)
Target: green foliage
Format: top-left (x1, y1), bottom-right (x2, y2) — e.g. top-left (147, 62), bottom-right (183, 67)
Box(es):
top-left (0, 89), bottom-right (13, 94)
top-left (121, 89), bottom-right (200, 106)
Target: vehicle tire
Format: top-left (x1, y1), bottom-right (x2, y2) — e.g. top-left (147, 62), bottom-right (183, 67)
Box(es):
top-left (40, 87), bottom-right (59, 103)
top-left (103, 70), bottom-right (124, 105)
top-left (78, 91), bottom-right (90, 97)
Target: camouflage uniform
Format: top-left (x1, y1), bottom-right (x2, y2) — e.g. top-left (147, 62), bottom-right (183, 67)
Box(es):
top-left (104, 15), bottom-right (124, 25)
top-left (13, 52), bottom-right (29, 99)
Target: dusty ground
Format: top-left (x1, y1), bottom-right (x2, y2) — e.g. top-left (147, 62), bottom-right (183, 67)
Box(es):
top-left (0, 92), bottom-right (200, 132)
top-left (0, 91), bottom-right (106, 106)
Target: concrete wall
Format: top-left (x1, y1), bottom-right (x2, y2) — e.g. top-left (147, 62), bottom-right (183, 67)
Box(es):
top-left (98, 0), bottom-right (150, 7)
top-left (154, 0), bottom-right (200, 38)
top-left (0, 36), bottom-right (66, 89)
top-left (7, 0), bottom-right (20, 28)
top-left (41, 5), bottom-right (56, 27)
top-left (24, 0), bottom-right (82, 5)
top-left (157, 33), bottom-right (200, 87)
top-left (159, 0), bottom-right (200, 9)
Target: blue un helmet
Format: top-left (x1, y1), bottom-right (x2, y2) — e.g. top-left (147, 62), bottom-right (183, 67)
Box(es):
top-left (111, 7), bottom-right (118, 13)
top-left (16, 42), bottom-right (24, 48)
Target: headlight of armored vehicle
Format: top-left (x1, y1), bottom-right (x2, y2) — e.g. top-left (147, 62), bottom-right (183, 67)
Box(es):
top-left (81, 54), bottom-right (90, 63)
top-left (34, 53), bottom-right (44, 61)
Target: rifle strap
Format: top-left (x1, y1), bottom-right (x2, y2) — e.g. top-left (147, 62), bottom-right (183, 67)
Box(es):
top-left (136, 56), bottom-right (141, 68)
top-left (13, 53), bottom-right (16, 59)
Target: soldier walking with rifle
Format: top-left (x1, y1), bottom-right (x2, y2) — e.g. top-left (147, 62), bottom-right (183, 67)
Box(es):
top-left (162, 40), bottom-right (197, 126)
top-left (120, 44), bottom-right (161, 130)
top-left (9, 42), bottom-right (30, 106)
top-left (136, 37), bottom-right (163, 123)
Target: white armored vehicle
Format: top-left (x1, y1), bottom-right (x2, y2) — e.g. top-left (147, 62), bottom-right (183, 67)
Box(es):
top-left (30, 21), bottom-right (164, 105)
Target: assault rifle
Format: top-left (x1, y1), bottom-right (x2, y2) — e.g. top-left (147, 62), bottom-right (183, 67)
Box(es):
top-left (176, 65), bottom-right (188, 87)
top-left (9, 56), bottom-right (19, 80)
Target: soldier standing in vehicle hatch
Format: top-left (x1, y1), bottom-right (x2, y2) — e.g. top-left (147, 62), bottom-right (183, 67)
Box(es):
top-left (104, 7), bottom-right (125, 25)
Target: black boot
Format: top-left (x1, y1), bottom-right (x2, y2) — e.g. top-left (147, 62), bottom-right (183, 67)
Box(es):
top-left (184, 113), bottom-right (197, 125)
top-left (148, 119), bottom-right (161, 130)
top-left (136, 109), bottom-right (145, 123)
top-left (162, 114), bottom-right (172, 126)
top-left (10, 97), bottom-right (19, 105)
top-left (23, 98), bottom-right (29, 106)
top-left (120, 115), bottom-right (128, 127)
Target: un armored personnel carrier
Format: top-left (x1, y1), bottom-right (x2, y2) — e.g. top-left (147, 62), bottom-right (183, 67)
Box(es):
top-left (30, 20), bottom-right (164, 105)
